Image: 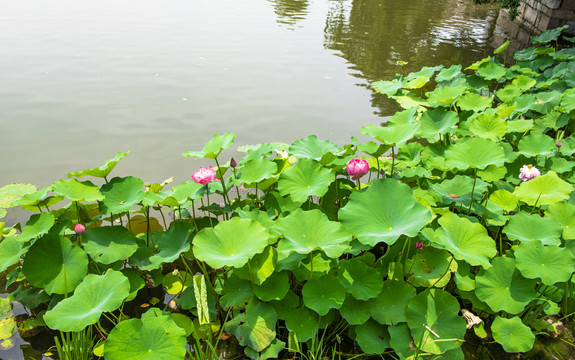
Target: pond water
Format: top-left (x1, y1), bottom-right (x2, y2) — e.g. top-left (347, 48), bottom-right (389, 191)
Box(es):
top-left (0, 0), bottom-right (499, 191)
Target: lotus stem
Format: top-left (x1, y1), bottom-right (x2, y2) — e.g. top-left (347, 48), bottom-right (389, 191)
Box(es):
top-left (206, 185), bottom-right (213, 227)
top-left (214, 157), bottom-right (231, 220)
top-left (391, 147), bottom-right (395, 177)
top-left (467, 168), bottom-right (478, 215)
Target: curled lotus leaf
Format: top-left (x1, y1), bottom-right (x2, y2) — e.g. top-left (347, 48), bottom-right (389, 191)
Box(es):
top-left (491, 316), bottom-right (535, 353)
top-left (182, 133), bottom-right (235, 159)
top-left (51, 179), bottom-right (104, 202)
top-left (445, 138), bottom-right (506, 170)
top-left (0, 236), bottom-right (28, 273)
top-left (361, 122), bottom-right (420, 148)
top-left (67, 152), bottom-right (130, 179)
top-left (225, 298), bottom-right (278, 352)
top-left (513, 171), bottom-right (573, 206)
top-left (17, 212), bottom-right (55, 243)
top-left (339, 179), bottom-right (431, 247)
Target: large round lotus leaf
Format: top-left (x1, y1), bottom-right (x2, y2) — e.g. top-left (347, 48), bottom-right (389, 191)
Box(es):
top-left (171, 179), bottom-right (204, 202)
top-left (475, 257), bottom-right (536, 314)
top-left (417, 109), bottom-right (459, 139)
top-left (370, 280), bottom-right (416, 325)
top-left (407, 289), bottom-right (466, 354)
top-left (545, 202), bottom-right (575, 239)
top-left (244, 338), bottom-right (285, 360)
top-left (361, 122), bottom-right (420, 147)
top-left (253, 271), bottom-right (290, 302)
top-left (517, 134), bottom-right (557, 157)
top-left (16, 212), bottom-right (55, 242)
top-left (273, 209), bottom-right (351, 259)
top-left (339, 179), bottom-right (431, 247)
top-left (44, 270), bottom-right (130, 331)
top-left (278, 158), bottom-right (334, 203)
top-left (235, 159), bottom-right (277, 185)
top-left (0, 183), bottom-right (36, 208)
top-left (457, 92), bottom-right (493, 111)
top-left (225, 298), bottom-right (278, 352)
top-left (67, 152), bottom-right (129, 179)
top-left (99, 176), bottom-right (145, 214)
top-left (82, 226), bottom-right (138, 264)
top-left (489, 189), bottom-right (518, 212)
top-left (503, 212), bottom-right (562, 246)
top-left (354, 319), bottom-right (390, 354)
top-left (406, 245), bottom-right (456, 287)
top-left (337, 259), bottom-right (383, 300)
top-left (288, 135), bottom-right (340, 162)
top-left (445, 138), bottom-right (506, 170)
top-left (340, 295), bottom-right (372, 325)
top-left (22, 234), bottom-right (88, 295)
top-left (0, 236), bottom-right (28, 272)
top-left (183, 133), bottom-right (235, 159)
top-left (219, 274), bottom-right (253, 309)
top-left (302, 275), bottom-right (346, 316)
top-left (429, 212), bottom-right (497, 269)
top-left (491, 316), bottom-right (535, 353)
top-left (129, 221), bottom-right (193, 271)
top-left (431, 176), bottom-right (489, 206)
top-left (477, 60), bottom-right (506, 80)
top-left (513, 171), bottom-right (573, 206)
top-left (426, 85), bottom-right (468, 106)
top-left (469, 113), bottom-right (507, 140)
top-left (104, 308), bottom-right (186, 360)
top-left (285, 307), bottom-right (319, 342)
top-left (193, 217), bottom-right (268, 269)
top-left (515, 241), bottom-right (575, 285)
top-left (51, 179), bottom-right (104, 202)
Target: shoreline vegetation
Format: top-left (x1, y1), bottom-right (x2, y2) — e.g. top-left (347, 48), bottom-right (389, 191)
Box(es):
top-left (1, 26), bottom-right (575, 359)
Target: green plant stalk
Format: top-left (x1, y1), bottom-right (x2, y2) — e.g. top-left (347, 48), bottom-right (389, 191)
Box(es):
top-left (390, 147), bottom-right (395, 177)
top-left (214, 157), bottom-right (231, 220)
top-left (467, 168), bottom-right (478, 214)
top-left (205, 186), bottom-right (213, 227)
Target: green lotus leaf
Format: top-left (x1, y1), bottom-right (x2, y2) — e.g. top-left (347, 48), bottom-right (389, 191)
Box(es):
top-left (431, 176), bottom-right (489, 206)
top-left (171, 179), bottom-right (205, 202)
top-left (273, 209), bottom-right (351, 259)
top-left (477, 164), bottom-right (507, 182)
top-left (129, 221), bottom-right (193, 271)
top-left (477, 60), bottom-right (506, 80)
top-left (370, 280), bottom-right (416, 325)
top-left (183, 133), bottom-right (235, 159)
top-left (436, 64), bottom-right (462, 82)
top-left (121, 268), bottom-right (146, 302)
top-left (426, 85), bottom-right (468, 106)
top-left (339, 179), bottom-right (431, 247)
top-left (162, 271), bottom-right (192, 295)
top-left (44, 270), bottom-right (130, 331)
top-left (407, 289), bottom-right (466, 354)
top-left (302, 275), bottom-right (346, 316)
top-left (491, 316), bottom-right (535, 353)
top-left (457, 93), bottom-right (493, 112)
top-left (429, 213), bottom-right (496, 269)
top-left (503, 212), bottom-right (562, 245)
top-left (531, 25), bottom-right (569, 44)
top-left (340, 295), bottom-right (372, 325)
top-left (337, 259), bottom-right (383, 300)
top-left (514, 171), bottom-right (573, 206)
top-left (235, 159), bottom-right (277, 185)
top-left (244, 338), bottom-right (285, 360)
top-left (405, 75), bottom-right (430, 89)
top-left (354, 319), bottom-right (390, 354)
top-left (288, 135), bottom-right (341, 163)
top-left (388, 323), bottom-right (416, 359)
top-left (515, 241), bottom-right (575, 285)
top-left (387, 107), bottom-right (419, 125)
top-left (51, 179), bottom-right (104, 202)
top-left (0, 208), bottom-right (5, 219)
top-left (99, 176), bottom-right (145, 214)
top-left (0, 236), bottom-right (28, 272)
top-left (278, 158), bottom-right (334, 203)
top-left (545, 202), bottom-right (575, 239)
top-left (517, 134), bottom-right (557, 157)
top-left (292, 252), bottom-right (335, 281)
top-left (361, 123), bottom-right (420, 147)
top-left (17, 212), bottom-right (55, 243)
top-left (239, 143), bottom-right (274, 164)
top-left (234, 246), bottom-right (277, 285)
top-left (454, 261), bottom-right (475, 291)
top-left (193, 217), bottom-right (268, 269)
top-left (82, 226), bottom-right (138, 264)
top-left (0, 183), bottom-right (37, 208)
top-left (445, 138), bottom-right (506, 170)
top-left (219, 274), bottom-right (253, 308)
top-left (285, 307), bottom-right (319, 342)
top-left (469, 113), bottom-right (507, 140)
top-left (104, 308), bottom-right (186, 360)
top-left (546, 157), bottom-right (575, 174)
top-left (67, 152), bottom-right (130, 179)
top-left (417, 109), bottom-right (459, 139)
top-left (253, 271), bottom-right (290, 302)
top-left (561, 88), bottom-right (575, 112)
top-left (507, 119), bottom-right (534, 132)
top-left (225, 298), bottom-right (277, 352)
top-left (269, 290), bottom-right (299, 320)
top-left (475, 257), bottom-right (537, 314)
top-left (22, 233), bottom-right (88, 295)
top-left (406, 246), bottom-right (456, 287)
top-left (489, 189), bottom-right (518, 212)
top-left (372, 79), bottom-right (403, 96)
top-left (13, 186), bottom-right (64, 211)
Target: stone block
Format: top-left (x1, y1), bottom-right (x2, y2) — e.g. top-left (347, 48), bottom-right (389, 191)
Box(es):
top-left (541, 0), bottom-right (563, 10)
top-left (549, 9), bottom-right (575, 21)
top-left (563, 0), bottom-right (575, 11)
top-left (523, 5), bottom-right (540, 24)
top-left (536, 13), bottom-right (552, 29)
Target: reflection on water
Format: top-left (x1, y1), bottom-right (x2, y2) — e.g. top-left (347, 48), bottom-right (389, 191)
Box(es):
top-left (268, 0), bottom-right (310, 28)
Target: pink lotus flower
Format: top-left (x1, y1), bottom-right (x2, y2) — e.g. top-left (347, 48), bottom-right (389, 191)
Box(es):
top-left (557, 141), bottom-right (562, 148)
top-left (519, 164), bottom-right (541, 182)
top-left (192, 166), bottom-right (220, 185)
top-left (346, 158), bottom-right (369, 180)
top-left (74, 223), bottom-right (86, 235)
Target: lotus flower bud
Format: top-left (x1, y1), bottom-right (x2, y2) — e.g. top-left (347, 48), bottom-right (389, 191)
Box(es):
top-left (192, 166), bottom-right (220, 185)
top-left (74, 223), bottom-right (86, 235)
top-left (519, 164), bottom-right (541, 182)
top-left (346, 158), bottom-right (369, 180)
top-left (415, 241), bottom-right (424, 250)
top-left (230, 157), bottom-right (237, 168)
top-left (557, 141), bottom-right (562, 148)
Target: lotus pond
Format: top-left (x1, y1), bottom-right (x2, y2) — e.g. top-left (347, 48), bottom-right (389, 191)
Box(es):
top-left (2, 26), bottom-right (575, 360)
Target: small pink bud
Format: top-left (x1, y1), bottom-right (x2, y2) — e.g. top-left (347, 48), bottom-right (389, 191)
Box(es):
top-left (519, 164), bottom-right (541, 182)
top-left (346, 158), bottom-right (369, 180)
top-left (557, 141), bottom-right (562, 148)
top-left (230, 158), bottom-right (237, 168)
top-left (192, 166), bottom-right (220, 185)
top-left (74, 223), bottom-right (85, 235)
top-left (415, 241), bottom-right (424, 250)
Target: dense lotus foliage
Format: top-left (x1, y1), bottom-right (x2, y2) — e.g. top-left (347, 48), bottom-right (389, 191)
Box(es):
top-left (1, 27), bottom-right (575, 359)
